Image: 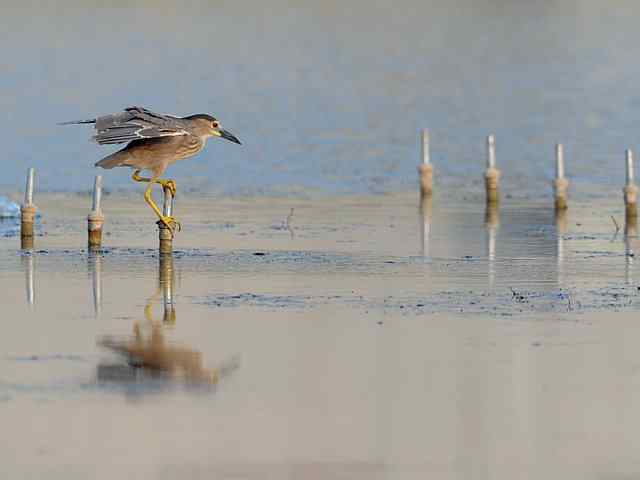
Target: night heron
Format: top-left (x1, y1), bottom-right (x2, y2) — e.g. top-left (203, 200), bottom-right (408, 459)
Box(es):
top-left (61, 106), bottom-right (241, 234)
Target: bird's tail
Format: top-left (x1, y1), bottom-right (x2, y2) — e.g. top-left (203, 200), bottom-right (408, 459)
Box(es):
top-left (95, 151), bottom-right (127, 169)
top-left (58, 118), bottom-right (96, 126)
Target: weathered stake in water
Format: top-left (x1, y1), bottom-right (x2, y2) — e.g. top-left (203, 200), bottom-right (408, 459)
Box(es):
top-left (158, 186), bottom-right (174, 254)
top-left (624, 149), bottom-right (638, 220)
top-left (418, 129), bottom-right (433, 198)
top-left (20, 167), bottom-right (36, 249)
top-left (484, 134), bottom-right (500, 205)
top-left (87, 175), bottom-right (105, 249)
top-left (553, 143), bottom-right (569, 211)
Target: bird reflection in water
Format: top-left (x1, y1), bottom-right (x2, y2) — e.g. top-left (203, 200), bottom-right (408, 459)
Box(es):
top-left (97, 253), bottom-right (239, 388)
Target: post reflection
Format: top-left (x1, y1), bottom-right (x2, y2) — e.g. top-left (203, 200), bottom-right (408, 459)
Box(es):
top-left (420, 196), bottom-right (432, 258)
top-left (625, 212), bottom-right (638, 284)
top-left (159, 253), bottom-right (175, 324)
top-left (21, 251), bottom-right (35, 307)
top-left (485, 204), bottom-right (499, 289)
top-left (555, 208), bottom-right (568, 286)
top-left (87, 250), bottom-right (103, 316)
top-left (97, 253), bottom-right (239, 389)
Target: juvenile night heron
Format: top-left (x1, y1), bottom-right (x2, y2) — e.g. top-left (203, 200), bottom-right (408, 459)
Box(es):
top-left (61, 106), bottom-right (241, 234)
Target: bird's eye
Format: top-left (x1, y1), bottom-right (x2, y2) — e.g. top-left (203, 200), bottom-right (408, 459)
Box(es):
top-left (212, 121), bottom-right (219, 128)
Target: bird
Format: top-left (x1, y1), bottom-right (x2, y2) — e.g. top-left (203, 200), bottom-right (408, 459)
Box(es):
top-left (61, 106), bottom-right (241, 234)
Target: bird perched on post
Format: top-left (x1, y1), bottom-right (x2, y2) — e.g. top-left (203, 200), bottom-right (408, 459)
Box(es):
top-left (61, 106), bottom-right (241, 234)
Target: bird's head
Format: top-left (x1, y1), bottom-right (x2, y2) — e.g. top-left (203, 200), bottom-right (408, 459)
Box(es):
top-left (185, 114), bottom-right (241, 144)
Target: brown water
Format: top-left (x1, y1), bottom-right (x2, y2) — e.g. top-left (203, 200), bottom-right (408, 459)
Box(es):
top-left (1, 192), bottom-right (639, 478)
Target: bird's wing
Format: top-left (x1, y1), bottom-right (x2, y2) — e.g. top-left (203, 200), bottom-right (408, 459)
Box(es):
top-left (93, 106), bottom-right (191, 145)
top-left (62, 106), bottom-right (190, 145)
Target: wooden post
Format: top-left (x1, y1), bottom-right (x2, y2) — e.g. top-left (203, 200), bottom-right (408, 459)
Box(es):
top-left (20, 168), bottom-right (36, 250)
top-left (626, 152), bottom-right (638, 237)
top-left (418, 129), bottom-right (433, 197)
top-left (624, 149), bottom-right (638, 219)
top-left (484, 135), bottom-right (500, 205)
top-left (158, 186), bottom-right (174, 254)
top-left (553, 143), bottom-right (569, 211)
top-left (555, 208), bottom-right (568, 235)
top-left (87, 175), bottom-right (105, 249)
top-left (626, 213), bottom-right (638, 238)
top-left (626, 232), bottom-right (635, 285)
top-left (625, 150), bottom-right (638, 284)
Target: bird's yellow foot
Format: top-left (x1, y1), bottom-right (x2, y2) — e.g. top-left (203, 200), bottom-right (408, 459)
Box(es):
top-left (156, 215), bottom-right (182, 234)
top-left (158, 179), bottom-right (177, 197)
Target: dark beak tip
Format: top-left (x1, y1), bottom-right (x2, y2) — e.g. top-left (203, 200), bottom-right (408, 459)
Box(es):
top-left (221, 129), bottom-right (242, 145)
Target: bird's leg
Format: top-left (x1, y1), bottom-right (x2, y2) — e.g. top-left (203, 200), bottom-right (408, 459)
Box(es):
top-left (144, 288), bottom-right (162, 324)
top-left (132, 170), bottom-right (177, 197)
top-left (141, 177), bottom-right (182, 235)
top-left (132, 169), bottom-right (150, 184)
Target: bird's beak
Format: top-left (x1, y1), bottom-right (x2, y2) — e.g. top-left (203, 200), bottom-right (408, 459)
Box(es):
top-left (217, 129), bottom-right (241, 145)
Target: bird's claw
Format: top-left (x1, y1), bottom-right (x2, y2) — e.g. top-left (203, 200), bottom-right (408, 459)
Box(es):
top-left (157, 215), bottom-right (182, 235)
top-left (160, 179), bottom-right (177, 197)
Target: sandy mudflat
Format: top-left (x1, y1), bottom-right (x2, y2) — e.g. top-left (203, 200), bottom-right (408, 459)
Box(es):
top-left (1, 191), bottom-right (640, 479)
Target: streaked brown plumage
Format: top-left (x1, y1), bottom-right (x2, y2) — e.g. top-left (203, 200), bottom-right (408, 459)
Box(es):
top-left (97, 135), bottom-right (206, 176)
top-left (61, 106), bottom-right (241, 234)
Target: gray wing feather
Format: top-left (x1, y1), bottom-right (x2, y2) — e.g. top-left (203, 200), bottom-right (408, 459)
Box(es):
top-left (92, 106), bottom-right (188, 145)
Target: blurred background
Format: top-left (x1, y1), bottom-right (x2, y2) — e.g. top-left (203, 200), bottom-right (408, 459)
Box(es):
top-left (1, 0), bottom-right (639, 197)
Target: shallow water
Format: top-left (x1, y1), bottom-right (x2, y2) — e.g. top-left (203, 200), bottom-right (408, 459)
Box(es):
top-left (2, 1), bottom-right (640, 196)
top-left (4, 1), bottom-right (640, 476)
top-left (1, 193), bottom-right (640, 478)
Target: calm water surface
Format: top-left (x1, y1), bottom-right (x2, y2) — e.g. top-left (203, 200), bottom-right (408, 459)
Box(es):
top-left (3, 2), bottom-right (640, 477)
top-left (2, 194), bottom-right (640, 478)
